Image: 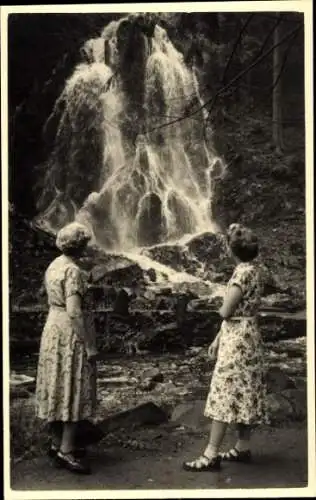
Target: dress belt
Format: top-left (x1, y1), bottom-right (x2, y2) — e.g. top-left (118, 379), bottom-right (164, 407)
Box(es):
top-left (227, 316), bottom-right (257, 322)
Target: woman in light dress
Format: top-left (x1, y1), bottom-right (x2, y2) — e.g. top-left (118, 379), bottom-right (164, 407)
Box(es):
top-left (35, 222), bottom-right (98, 475)
top-left (184, 223), bottom-right (269, 472)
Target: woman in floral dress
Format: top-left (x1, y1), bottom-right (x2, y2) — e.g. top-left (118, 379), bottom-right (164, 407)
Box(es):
top-left (35, 222), bottom-right (98, 475)
top-left (184, 223), bottom-right (268, 472)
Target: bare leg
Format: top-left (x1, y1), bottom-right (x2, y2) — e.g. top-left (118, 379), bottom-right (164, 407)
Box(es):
top-left (183, 419), bottom-right (227, 470)
top-left (60, 422), bottom-right (77, 454)
top-left (204, 419), bottom-right (228, 459)
top-left (50, 421), bottom-right (62, 449)
top-left (219, 423), bottom-right (252, 462)
top-left (57, 422), bottom-right (91, 473)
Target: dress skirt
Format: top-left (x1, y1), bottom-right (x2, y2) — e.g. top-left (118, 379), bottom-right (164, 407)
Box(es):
top-left (35, 307), bottom-right (96, 423)
top-left (204, 318), bottom-right (269, 425)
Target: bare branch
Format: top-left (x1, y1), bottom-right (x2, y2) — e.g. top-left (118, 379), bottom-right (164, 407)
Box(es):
top-left (221, 13), bottom-right (255, 85)
top-left (147, 23), bottom-right (303, 134)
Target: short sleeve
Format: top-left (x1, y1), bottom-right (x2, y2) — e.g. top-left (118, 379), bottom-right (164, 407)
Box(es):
top-left (229, 265), bottom-right (255, 295)
top-left (64, 266), bottom-right (85, 299)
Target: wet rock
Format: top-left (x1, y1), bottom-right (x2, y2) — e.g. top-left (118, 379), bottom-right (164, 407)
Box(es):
top-left (155, 298), bottom-right (171, 310)
top-left (91, 264), bottom-right (111, 283)
top-left (86, 284), bottom-right (116, 309)
top-left (89, 257), bottom-right (145, 288)
top-left (140, 379), bottom-right (158, 391)
top-left (137, 322), bottom-right (181, 352)
top-left (139, 368), bottom-right (164, 391)
top-left (113, 288), bottom-right (134, 316)
top-left (143, 368), bottom-right (164, 383)
top-left (136, 192), bottom-right (166, 246)
top-left (142, 244), bottom-right (196, 274)
top-left (261, 293), bottom-right (301, 312)
top-left (186, 231), bottom-right (233, 278)
top-left (186, 231), bottom-right (227, 261)
top-left (156, 286), bottom-right (173, 296)
top-left (145, 268), bottom-right (157, 282)
top-left (174, 293), bottom-right (193, 325)
top-left (207, 271), bottom-right (227, 283)
top-left (171, 280), bottom-right (217, 298)
top-left (188, 296), bottom-right (222, 312)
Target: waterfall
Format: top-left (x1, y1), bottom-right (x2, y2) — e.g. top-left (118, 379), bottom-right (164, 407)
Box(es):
top-left (35, 15), bottom-right (226, 250)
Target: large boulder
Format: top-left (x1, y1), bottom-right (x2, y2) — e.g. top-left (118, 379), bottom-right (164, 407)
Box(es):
top-left (187, 296), bottom-right (223, 312)
top-left (186, 231), bottom-right (234, 281)
top-left (186, 231), bottom-right (227, 262)
top-left (91, 259), bottom-right (145, 287)
top-left (141, 244), bottom-right (198, 274)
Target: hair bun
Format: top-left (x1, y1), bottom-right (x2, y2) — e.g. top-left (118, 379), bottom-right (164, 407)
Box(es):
top-left (227, 223), bottom-right (259, 261)
top-left (56, 222), bottom-right (92, 253)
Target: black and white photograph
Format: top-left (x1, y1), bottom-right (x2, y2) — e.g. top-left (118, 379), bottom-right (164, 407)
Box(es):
top-left (2, 2), bottom-right (315, 498)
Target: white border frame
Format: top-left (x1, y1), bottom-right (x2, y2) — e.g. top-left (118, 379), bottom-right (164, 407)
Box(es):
top-left (1, 2), bottom-right (315, 499)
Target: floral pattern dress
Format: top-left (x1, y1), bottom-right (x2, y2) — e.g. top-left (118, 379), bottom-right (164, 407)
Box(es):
top-left (204, 262), bottom-right (269, 425)
top-left (35, 255), bottom-right (96, 423)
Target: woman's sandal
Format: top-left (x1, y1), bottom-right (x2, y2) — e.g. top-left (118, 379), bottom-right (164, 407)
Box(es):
top-left (47, 441), bottom-right (86, 460)
top-left (219, 447), bottom-right (252, 463)
top-left (183, 455), bottom-right (221, 472)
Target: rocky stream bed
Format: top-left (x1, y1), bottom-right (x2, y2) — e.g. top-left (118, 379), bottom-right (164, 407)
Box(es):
top-left (9, 214), bottom-right (308, 464)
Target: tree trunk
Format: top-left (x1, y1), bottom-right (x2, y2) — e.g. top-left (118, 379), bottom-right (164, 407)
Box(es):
top-left (217, 13), bottom-right (226, 72)
top-left (272, 15), bottom-right (285, 153)
top-left (234, 17), bottom-right (243, 103)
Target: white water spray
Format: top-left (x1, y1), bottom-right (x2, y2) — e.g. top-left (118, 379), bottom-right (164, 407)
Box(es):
top-left (36, 17), bottom-right (226, 251)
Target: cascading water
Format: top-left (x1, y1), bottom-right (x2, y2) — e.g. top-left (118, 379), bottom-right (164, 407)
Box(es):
top-left (36, 14), bottom-right (226, 251)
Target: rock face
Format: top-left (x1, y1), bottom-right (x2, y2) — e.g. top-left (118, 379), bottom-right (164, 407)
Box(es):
top-left (142, 244), bottom-right (199, 275)
top-left (92, 261), bottom-right (144, 288)
top-left (10, 213), bottom-right (305, 361)
top-left (142, 231), bottom-right (234, 283)
top-left (186, 231), bottom-right (234, 280)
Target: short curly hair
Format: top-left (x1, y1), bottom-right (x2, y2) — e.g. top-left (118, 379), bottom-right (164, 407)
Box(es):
top-left (227, 223), bottom-right (259, 262)
top-left (56, 222), bottom-right (91, 255)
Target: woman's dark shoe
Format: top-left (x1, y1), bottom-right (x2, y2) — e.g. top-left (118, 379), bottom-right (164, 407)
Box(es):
top-left (219, 447), bottom-right (252, 463)
top-left (48, 444), bottom-right (86, 460)
top-left (55, 451), bottom-right (91, 474)
top-left (183, 455), bottom-right (221, 472)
